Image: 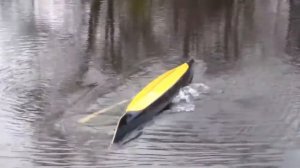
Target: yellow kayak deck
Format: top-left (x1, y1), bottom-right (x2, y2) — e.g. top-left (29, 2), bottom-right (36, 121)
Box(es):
top-left (126, 62), bottom-right (190, 112)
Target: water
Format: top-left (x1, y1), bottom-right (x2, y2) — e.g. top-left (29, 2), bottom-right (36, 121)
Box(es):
top-left (169, 83), bottom-right (210, 112)
top-left (0, 0), bottom-right (299, 167)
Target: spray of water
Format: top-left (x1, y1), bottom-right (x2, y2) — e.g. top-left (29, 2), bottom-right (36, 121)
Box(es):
top-left (170, 83), bottom-right (210, 112)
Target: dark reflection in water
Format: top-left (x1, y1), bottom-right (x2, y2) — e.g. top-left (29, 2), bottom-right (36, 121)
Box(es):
top-left (0, 0), bottom-right (299, 167)
top-left (287, 0), bottom-right (300, 65)
top-left (91, 0), bottom-right (258, 75)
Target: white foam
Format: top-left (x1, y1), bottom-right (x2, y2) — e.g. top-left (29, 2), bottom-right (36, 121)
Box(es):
top-left (171, 83), bottom-right (210, 112)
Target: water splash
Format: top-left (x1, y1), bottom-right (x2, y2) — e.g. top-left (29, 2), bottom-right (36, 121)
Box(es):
top-left (171, 83), bottom-right (210, 112)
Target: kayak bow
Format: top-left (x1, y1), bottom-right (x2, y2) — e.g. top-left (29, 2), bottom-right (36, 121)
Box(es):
top-left (112, 59), bottom-right (194, 143)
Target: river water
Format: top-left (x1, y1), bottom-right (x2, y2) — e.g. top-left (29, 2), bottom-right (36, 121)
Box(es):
top-left (0, 0), bottom-right (300, 167)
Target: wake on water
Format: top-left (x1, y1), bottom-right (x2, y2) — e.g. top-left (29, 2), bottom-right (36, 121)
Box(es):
top-left (170, 83), bottom-right (210, 112)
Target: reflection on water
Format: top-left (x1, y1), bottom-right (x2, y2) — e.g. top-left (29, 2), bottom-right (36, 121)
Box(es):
top-left (287, 0), bottom-right (300, 65)
top-left (0, 0), bottom-right (299, 167)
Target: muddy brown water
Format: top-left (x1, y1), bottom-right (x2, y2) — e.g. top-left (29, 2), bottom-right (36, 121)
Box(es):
top-left (0, 0), bottom-right (299, 167)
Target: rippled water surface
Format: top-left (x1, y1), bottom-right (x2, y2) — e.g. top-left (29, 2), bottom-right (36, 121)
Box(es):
top-left (0, 0), bottom-right (300, 167)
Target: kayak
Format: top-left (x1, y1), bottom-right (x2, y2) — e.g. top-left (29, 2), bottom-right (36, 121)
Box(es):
top-left (112, 59), bottom-right (194, 143)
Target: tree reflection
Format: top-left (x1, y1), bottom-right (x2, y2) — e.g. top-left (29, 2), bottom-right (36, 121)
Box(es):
top-left (77, 0), bottom-right (102, 86)
top-left (286, 0), bottom-right (300, 64)
top-left (104, 0), bottom-right (120, 72)
top-left (182, 0), bottom-right (198, 57)
top-left (87, 0), bottom-right (102, 53)
top-left (118, 0), bottom-right (158, 72)
top-left (172, 0), bottom-right (254, 73)
top-left (224, 0), bottom-right (238, 60)
top-left (84, 0), bottom-right (256, 74)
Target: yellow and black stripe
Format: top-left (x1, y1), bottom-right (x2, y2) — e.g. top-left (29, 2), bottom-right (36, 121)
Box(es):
top-left (112, 59), bottom-right (194, 143)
